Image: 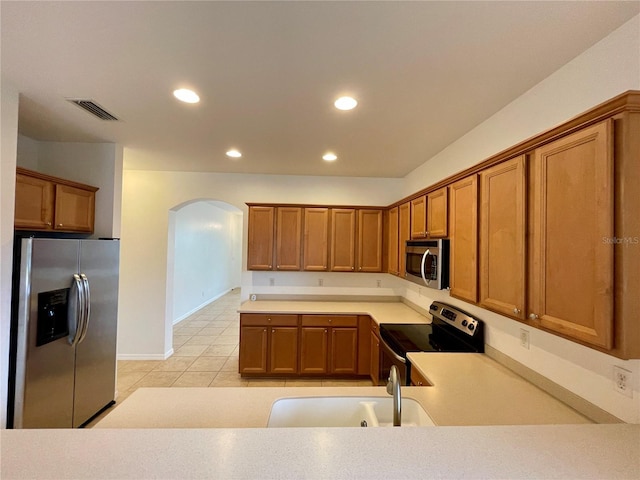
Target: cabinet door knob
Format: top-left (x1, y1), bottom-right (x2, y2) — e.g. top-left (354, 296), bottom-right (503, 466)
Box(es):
top-left (272, 329), bottom-right (275, 333)
top-left (529, 313), bottom-right (539, 320)
top-left (351, 267), bottom-right (354, 270)
top-left (57, 223), bottom-right (63, 227)
top-left (324, 329), bottom-right (327, 333)
top-left (46, 221), bottom-right (52, 226)
top-left (267, 318), bottom-right (271, 322)
top-left (328, 319), bottom-right (332, 323)
top-left (513, 308), bottom-right (521, 314)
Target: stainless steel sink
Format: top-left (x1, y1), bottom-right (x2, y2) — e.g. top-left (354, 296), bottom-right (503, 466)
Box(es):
top-left (267, 396), bottom-right (435, 427)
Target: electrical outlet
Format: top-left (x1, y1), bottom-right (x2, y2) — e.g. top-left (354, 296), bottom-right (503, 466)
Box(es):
top-left (519, 329), bottom-right (530, 349)
top-left (250, 294), bottom-right (257, 301)
top-left (613, 366), bottom-right (633, 398)
top-left (376, 279), bottom-right (381, 288)
top-left (318, 278), bottom-right (323, 287)
top-left (269, 278), bottom-right (275, 286)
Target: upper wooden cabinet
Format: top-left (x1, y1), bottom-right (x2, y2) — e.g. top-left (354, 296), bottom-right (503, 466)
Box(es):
top-left (387, 207), bottom-right (399, 276)
top-left (357, 209), bottom-right (383, 272)
top-left (303, 208), bottom-right (329, 271)
top-left (479, 156), bottom-right (526, 320)
top-left (410, 195), bottom-right (426, 239)
top-left (449, 175), bottom-right (479, 303)
top-left (330, 208), bottom-right (356, 271)
top-left (275, 207), bottom-right (302, 271)
top-left (529, 120), bottom-right (614, 349)
top-left (398, 202), bottom-right (411, 278)
top-left (426, 187), bottom-right (448, 238)
top-left (15, 168), bottom-right (97, 233)
top-left (247, 206), bottom-right (275, 270)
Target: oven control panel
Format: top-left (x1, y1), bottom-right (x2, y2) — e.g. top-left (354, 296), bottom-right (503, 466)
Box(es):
top-left (429, 302), bottom-right (480, 337)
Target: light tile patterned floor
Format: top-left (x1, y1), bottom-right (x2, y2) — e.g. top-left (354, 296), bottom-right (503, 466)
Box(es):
top-left (114, 289), bottom-right (372, 404)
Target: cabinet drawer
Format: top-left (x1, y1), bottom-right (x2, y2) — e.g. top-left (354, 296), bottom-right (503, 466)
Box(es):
top-left (410, 367), bottom-right (432, 387)
top-left (301, 315), bottom-right (358, 327)
top-left (240, 313), bottom-right (298, 326)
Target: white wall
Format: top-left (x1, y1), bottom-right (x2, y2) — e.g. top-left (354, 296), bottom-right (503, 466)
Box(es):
top-left (0, 78), bottom-right (20, 428)
top-left (16, 139), bottom-right (124, 239)
top-left (400, 15), bottom-right (640, 424)
top-left (170, 201), bottom-right (242, 324)
top-left (118, 170), bottom-right (403, 358)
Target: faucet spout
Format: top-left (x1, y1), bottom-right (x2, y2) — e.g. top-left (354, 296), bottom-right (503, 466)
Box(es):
top-left (386, 365), bottom-right (401, 426)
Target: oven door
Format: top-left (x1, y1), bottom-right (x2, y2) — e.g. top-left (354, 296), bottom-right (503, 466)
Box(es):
top-left (379, 336), bottom-right (410, 386)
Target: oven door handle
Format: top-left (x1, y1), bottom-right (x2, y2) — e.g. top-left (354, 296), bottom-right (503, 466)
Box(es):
top-left (420, 249), bottom-right (431, 286)
top-left (380, 336), bottom-right (406, 364)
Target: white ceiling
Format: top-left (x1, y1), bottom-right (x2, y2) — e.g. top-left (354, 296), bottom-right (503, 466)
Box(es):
top-left (2, 1), bottom-right (638, 178)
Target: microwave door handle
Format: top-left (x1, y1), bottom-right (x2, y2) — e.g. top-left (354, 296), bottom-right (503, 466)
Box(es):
top-left (420, 249), bottom-right (431, 286)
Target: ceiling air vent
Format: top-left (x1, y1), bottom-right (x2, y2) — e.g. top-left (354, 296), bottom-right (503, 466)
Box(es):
top-left (67, 99), bottom-right (119, 121)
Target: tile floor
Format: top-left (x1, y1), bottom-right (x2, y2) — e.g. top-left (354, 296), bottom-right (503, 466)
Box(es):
top-left (94, 289), bottom-right (372, 425)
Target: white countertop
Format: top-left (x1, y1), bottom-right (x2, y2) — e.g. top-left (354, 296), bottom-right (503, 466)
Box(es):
top-left (2, 425), bottom-right (638, 479)
top-left (239, 299), bottom-right (430, 325)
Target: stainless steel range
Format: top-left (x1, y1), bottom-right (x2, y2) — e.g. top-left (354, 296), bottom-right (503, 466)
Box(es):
top-left (378, 301), bottom-right (485, 386)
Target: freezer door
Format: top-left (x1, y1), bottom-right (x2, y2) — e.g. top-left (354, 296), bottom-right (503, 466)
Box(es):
top-left (73, 240), bottom-right (119, 427)
top-left (14, 238), bottom-right (78, 428)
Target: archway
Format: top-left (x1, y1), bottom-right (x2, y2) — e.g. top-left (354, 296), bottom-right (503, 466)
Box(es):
top-left (166, 199), bottom-right (242, 346)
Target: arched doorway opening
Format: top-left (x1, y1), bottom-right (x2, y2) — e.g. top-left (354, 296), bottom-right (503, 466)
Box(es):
top-left (166, 199), bottom-right (242, 335)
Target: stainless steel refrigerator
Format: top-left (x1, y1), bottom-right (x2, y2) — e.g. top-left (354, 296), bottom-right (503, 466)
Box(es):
top-left (8, 237), bottom-right (119, 428)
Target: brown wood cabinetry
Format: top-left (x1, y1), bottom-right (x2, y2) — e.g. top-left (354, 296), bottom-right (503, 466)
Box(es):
top-left (410, 367), bottom-right (432, 387)
top-left (398, 202), bottom-right (411, 278)
top-left (247, 206), bottom-right (275, 270)
top-left (300, 315), bottom-right (358, 375)
top-left (330, 208), bottom-right (356, 271)
top-left (529, 121), bottom-right (614, 349)
top-left (357, 209), bottom-right (383, 272)
top-left (15, 168), bottom-right (97, 233)
top-left (303, 207), bottom-right (329, 271)
top-left (330, 327), bottom-right (358, 374)
top-left (387, 207), bottom-right (399, 276)
top-left (479, 156), bottom-right (526, 320)
top-left (449, 175), bottom-right (479, 303)
top-left (426, 187), bottom-right (448, 238)
top-left (410, 195), bottom-right (426, 239)
top-left (299, 327), bottom-right (328, 374)
top-left (275, 207), bottom-right (302, 271)
top-left (369, 319), bottom-right (380, 385)
top-left (239, 314), bottom-right (299, 374)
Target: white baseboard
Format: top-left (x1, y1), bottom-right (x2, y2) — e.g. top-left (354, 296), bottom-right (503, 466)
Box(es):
top-left (172, 288), bottom-right (234, 325)
top-left (117, 349), bottom-right (173, 361)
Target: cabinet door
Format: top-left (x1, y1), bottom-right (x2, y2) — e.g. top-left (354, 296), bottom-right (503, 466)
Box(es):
top-left (239, 326), bottom-right (268, 374)
top-left (330, 208), bottom-right (356, 271)
top-left (247, 206), bottom-right (275, 270)
top-left (410, 195), bottom-right (427, 238)
top-left (357, 209), bottom-right (383, 272)
top-left (480, 156), bottom-right (526, 319)
top-left (269, 327), bottom-right (299, 374)
top-left (14, 173), bottom-right (54, 230)
top-left (299, 327), bottom-right (328, 374)
top-left (387, 207), bottom-right (399, 276)
top-left (276, 207), bottom-right (302, 271)
top-left (303, 208), bottom-right (329, 271)
top-left (369, 329), bottom-right (380, 385)
top-left (330, 328), bottom-right (358, 374)
top-left (54, 184), bottom-right (95, 232)
top-left (427, 187), bottom-right (448, 238)
top-left (449, 175), bottom-right (478, 303)
top-left (529, 120), bottom-right (614, 349)
top-left (398, 202), bottom-right (411, 278)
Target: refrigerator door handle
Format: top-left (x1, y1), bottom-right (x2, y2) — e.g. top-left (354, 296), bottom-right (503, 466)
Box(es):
top-left (68, 274), bottom-right (85, 346)
top-left (78, 274), bottom-right (91, 343)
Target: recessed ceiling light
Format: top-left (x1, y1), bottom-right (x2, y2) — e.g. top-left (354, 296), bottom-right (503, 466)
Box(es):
top-left (323, 153), bottom-right (337, 162)
top-left (226, 149), bottom-right (242, 158)
top-left (173, 88), bottom-right (200, 104)
top-left (334, 96), bottom-right (357, 111)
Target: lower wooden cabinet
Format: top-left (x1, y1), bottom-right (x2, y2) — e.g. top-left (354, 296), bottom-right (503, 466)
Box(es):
top-left (240, 313), bottom-right (365, 378)
top-left (239, 314), bottom-right (298, 374)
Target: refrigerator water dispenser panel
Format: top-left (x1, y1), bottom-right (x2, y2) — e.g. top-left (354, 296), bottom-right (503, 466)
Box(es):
top-left (37, 288), bottom-right (70, 346)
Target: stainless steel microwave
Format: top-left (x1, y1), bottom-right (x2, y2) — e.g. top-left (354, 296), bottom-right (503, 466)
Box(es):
top-left (405, 239), bottom-right (449, 289)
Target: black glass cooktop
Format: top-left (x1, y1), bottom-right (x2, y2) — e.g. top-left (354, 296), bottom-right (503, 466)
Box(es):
top-left (379, 322), bottom-right (481, 356)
